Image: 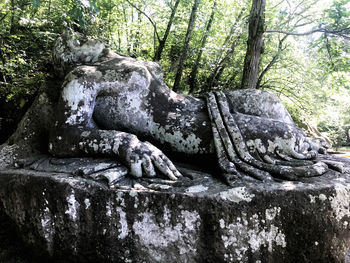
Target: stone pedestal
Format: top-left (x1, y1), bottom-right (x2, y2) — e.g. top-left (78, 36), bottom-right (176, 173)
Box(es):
top-left (1, 157), bottom-right (350, 262)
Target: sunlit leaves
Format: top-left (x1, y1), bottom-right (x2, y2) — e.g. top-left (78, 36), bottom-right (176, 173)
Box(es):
top-left (0, 0), bottom-right (349, 146)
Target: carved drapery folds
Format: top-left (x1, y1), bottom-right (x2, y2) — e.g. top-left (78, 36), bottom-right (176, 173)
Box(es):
top-left (206, 91), bottom-right (344, 184)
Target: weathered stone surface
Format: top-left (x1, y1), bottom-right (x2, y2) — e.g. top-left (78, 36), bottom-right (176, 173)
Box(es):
top-left (0, 31), bottom-right (334, 183)
top-left (2, 31), bottom-right (350, 262)
top-left (0, 211), bottom-right (32, 262)
top-left (1, 156), bottom-right (350, 262)
top-left (0, 77), bottom-right (62, 170)
top-left (47, 30), bottom-right (333, 182)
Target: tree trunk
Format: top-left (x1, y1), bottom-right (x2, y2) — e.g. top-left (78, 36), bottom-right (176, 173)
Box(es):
top-left (117, 28), bottom-right (121, 52)
top-left (257, 34), bottom-right (288, 88)
top-left (153, 0), bottom-right (181, 61)
top-left (173, 0), bottom-right (200, 92)
top-left (126, 0), bottom-right (161, 57)
top-left (204, 8), bottom-right (244, 92)
top-left (129, 8), bottom-right (134, 55)
top-left (188, 1), bottom-right (216, 93)
top-left (10, 0), bottom-right (16, 34)
top-left (205, 35), bottom-right (240, 91)
top-left (133, 9), bottom-right (142, 55)
top-left (123, 6), bottom-right (130, 53)
top-left (241, 0), bottom-right (266, 89)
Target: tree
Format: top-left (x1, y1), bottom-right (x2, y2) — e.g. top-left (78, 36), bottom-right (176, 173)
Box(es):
top-left (261, 0), bottom-right (349, 86)
top-left (126, 0), bottom-right (181, 61)
top-left (173, 0), bottom-right (200, 92)
top-left (241, 0), bottom-right (266, 89)
top-left (188, 0), bottom-right (216, 93)
top-left (153, 0), bottom-right (181, 61)
top-left (1, 0), bottom-right (350, 147)
top-left (257, 34), bottom-right (288, 88)
top-left (205, 8), bottom-right (245, 91)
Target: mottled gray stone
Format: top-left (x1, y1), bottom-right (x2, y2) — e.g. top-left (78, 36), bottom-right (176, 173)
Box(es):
top-left (1, 156), bottom-right (350, 262)
top-left (1, 31), bottom-right (350, 263)
top-left (48, 31), bottom-right (334, 182)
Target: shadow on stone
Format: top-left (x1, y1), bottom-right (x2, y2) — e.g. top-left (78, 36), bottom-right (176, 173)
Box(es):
top-left (0, 204), bottom-right (49, 263)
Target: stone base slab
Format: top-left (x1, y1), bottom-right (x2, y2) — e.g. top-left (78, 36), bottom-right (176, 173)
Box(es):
top-left (1, 159), bottom-right (350, 262)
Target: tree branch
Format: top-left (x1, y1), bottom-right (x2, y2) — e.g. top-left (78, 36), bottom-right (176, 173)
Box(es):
top-left (153, 0), bottom-right (180, 61)
top-left (266, 28), bottom-right (350, 39)
top-left (294, 20), bottom-right (313, 28)
top-left (0, 13), bottom-right (7, 23)
top-left (257, 34), bottom-right (288, 88)
top-left (271, 0), bottom-right (284, 10)
top-left (125, 0), bottom-right (161, 43)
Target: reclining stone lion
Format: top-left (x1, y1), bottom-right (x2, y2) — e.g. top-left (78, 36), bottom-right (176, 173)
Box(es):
top-left (1, 30), bottom-right (343, 185)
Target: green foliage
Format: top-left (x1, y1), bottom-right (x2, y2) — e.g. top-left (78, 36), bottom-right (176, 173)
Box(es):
top-left (259, 0), bottom-right (350, 148)
top-left (0, 0), bottom-right (101, 142)
top-left (31, 0), bottom-right (41, 9)
top-left (0, 0), bottom-right (349, 148)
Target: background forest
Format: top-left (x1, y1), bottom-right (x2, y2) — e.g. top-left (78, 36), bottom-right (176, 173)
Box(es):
top-left (0, 0), bottom-right (349, 149)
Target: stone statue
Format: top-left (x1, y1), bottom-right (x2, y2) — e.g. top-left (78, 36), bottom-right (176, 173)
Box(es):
top-left (3, 30), bottom-right (350, 263)
top-left (46, 30), bottom-right (342, 185)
